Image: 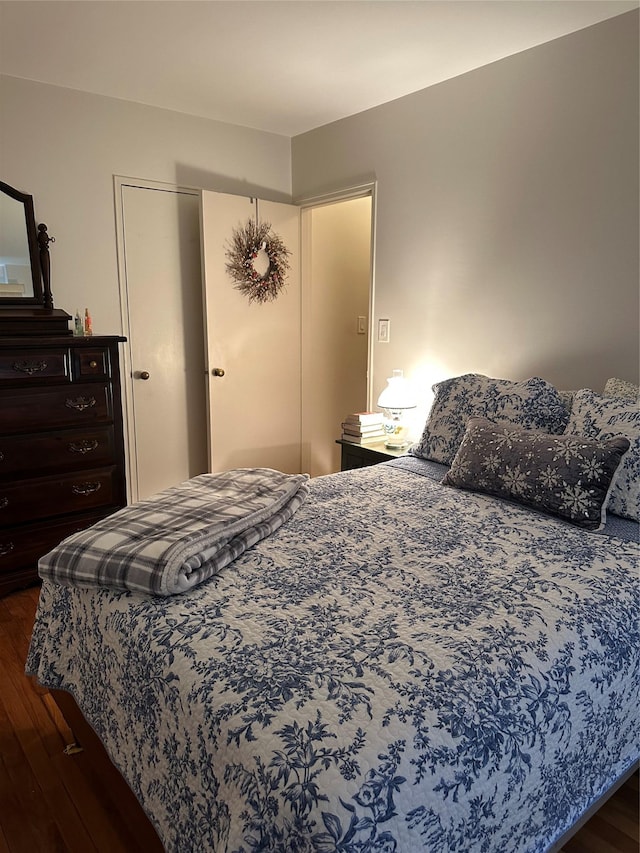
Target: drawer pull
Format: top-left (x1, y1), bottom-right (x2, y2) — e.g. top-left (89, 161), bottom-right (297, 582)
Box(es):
top-left (66, 396), bottom-right (96, 412)
top-left (72, 481), bottom-right (102, 496)
top-left (0, 451), bottom-right (4, 462)
top-left (13, 359), bottom-right (48, 375)
top-left (0, 542), bottom-right (14, 557)
top-left (89, 360), bottom-right (98, 369)
top-left (0, 497), bottom-right (8, 509)
top-left (68, 439), bottom-right (99, 455)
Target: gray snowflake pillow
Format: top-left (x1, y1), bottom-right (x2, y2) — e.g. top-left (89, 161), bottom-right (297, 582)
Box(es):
top-left (565, 389), bottom-right (639, 521)
top-left (442, 417), bottom-right (630, 530)
top-left (409, 374), bottom-right (570, 465)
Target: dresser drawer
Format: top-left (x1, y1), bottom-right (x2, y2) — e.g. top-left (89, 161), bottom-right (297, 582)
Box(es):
top-left (72, 347), bottom-right (112, 381)
top-left (0, 467), bottom-right (119, 527)
top-left (0, 382), bottom-right (113, 433)
top-left (0, 348), bottom-right (70, 384)
top-left (0, 509), bottom-right (114, 592)
top-left (0, 426), bottom-right (116, 478)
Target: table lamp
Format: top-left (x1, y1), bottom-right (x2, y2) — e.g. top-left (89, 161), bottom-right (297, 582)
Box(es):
top-left (377, 369), bottom-right (416, 449)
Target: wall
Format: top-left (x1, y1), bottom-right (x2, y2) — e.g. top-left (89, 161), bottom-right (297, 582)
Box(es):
top-left (292, 11), bottom-right (639, 436)
top-left (0, 75), bottom-right (292, 336)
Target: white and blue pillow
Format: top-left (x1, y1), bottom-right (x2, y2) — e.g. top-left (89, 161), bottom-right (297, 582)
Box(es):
top-left (409, 374), bottom-right (569, 466)
top-left (564, 389), bottom-right (639, 521)
top-left (603, 376), bottom-right (639, 402)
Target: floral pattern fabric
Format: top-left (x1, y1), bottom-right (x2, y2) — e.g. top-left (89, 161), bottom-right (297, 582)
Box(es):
top-left (442, 417), bottom-right (629, 530)
top-left (409, 374), bottom-right (569, 465)
top-left (27, 461), bottom-right (639, 853)
top-left (565, 389), bottom-right (640, 522)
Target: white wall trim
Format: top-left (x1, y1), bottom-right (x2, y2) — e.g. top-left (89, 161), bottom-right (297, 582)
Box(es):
top-left (295, 182), bottom-right (377, 210)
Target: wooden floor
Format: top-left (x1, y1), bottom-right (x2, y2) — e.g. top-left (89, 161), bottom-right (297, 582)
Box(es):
top-left (0, 585), bottom-right (638, 853)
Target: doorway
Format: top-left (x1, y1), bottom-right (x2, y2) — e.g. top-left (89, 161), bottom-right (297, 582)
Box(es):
top-left (300, 188), bottom-right (375, 476)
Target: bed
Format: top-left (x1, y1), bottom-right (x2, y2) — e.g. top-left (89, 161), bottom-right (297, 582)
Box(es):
top-left (26, 374), bottom-right (639, 853)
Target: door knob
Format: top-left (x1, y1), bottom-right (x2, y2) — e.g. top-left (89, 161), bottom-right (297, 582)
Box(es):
top-left (212, 368), bottom-right (225, 377)
top-left (138, 370), bottom-right (150, 380)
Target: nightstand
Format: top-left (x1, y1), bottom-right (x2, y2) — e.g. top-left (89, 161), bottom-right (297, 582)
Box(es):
top-left (336, 438), bottom-right (407, 471)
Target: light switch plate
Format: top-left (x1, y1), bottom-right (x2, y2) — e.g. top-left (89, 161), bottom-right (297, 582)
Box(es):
top-left (378, 318), bottom-right (390, 343)
top-left (357, 315), bottom-right (367, 335)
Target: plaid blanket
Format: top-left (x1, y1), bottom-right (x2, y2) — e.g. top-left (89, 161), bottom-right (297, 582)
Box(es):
top-left (38, 468), bottom-right (310, 596)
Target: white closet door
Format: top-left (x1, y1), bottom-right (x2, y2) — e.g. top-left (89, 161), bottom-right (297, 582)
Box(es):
top-left (200, 191), bottom-right (301, 473)
top-left (121, 184), bottom-right (208, 499)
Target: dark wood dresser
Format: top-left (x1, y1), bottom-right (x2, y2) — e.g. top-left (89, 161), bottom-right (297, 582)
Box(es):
top-left (0, 335), bottom-right (127, 596)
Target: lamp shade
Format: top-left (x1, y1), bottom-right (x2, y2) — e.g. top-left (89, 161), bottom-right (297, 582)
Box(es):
top-left (376, 369), bottom-right (416, 410)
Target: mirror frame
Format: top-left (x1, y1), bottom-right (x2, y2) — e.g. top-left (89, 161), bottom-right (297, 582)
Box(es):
top-left (0, 180), bottom-right (45, 306)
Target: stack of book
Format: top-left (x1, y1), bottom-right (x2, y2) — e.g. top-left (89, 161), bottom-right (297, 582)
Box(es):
top-left (341, 411), bottom-right (385, 443)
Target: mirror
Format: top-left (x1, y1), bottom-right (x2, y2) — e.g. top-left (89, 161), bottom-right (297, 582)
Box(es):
top-left (0, 181), bottom-right (45, 305)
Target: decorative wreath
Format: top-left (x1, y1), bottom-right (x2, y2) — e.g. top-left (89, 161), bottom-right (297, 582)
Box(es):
top-left (225, 218), bottom-right (291, 304)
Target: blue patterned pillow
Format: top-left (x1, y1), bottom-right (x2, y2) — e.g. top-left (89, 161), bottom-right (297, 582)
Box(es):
top-left (603, 377), bottom-right (639, 402)
top-left (565, 389), bottom-right (639, 521)
top-left (442, 417), bottom-right (630, 530)
top-left (409, 374), bottom-right (569, 465)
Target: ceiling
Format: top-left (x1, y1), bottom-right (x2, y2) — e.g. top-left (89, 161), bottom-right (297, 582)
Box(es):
top-left (0, 0), bottom-right (637, 137)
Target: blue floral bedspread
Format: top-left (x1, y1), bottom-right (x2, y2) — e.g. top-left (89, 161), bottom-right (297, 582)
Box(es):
top-left (26, 461), bottom-right (639, 853)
